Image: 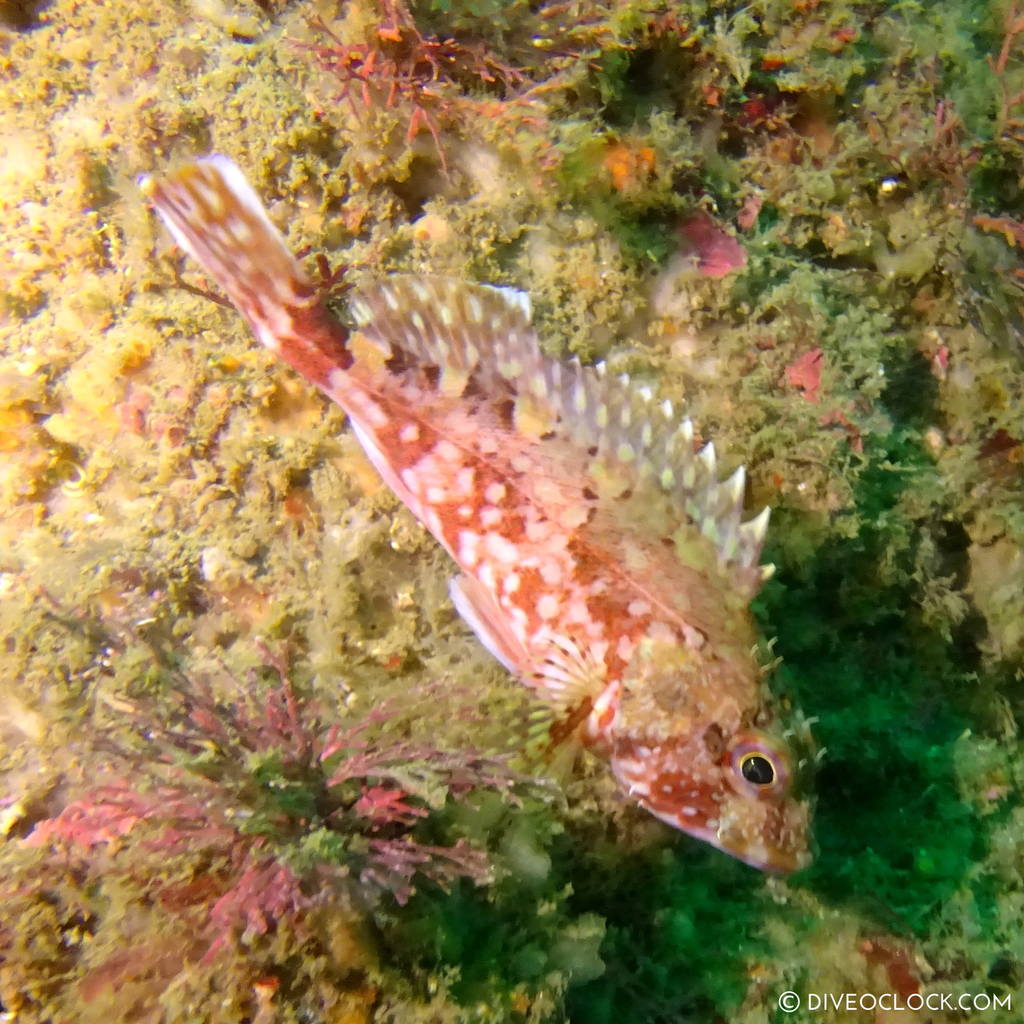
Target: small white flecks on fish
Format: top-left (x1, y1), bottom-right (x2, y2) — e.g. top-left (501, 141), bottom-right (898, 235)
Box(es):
top-left (141, 157), bottom-right (812, 872)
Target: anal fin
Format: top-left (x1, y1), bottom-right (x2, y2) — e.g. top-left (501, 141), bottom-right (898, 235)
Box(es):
top-left (449, 574), bottom-right (530, 677)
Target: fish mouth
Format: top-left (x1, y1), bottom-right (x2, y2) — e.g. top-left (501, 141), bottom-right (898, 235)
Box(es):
top-left (640, 800), bottom-right (811, 874)
top-left (724, 837), bottom-right (810, 874)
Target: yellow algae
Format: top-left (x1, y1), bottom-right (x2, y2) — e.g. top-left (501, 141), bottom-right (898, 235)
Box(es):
top-left (113, 323), bottom-right (158, 372)
top-left (255, 374), bottom-right (328, 436)
top-left (0, 370), bottom-right (43, 406)
top-left (350, 328), bottom-right (391, 375)
top-left (0, 128), bottom-right (49, 196)
top-left (191, 0), bottom-right (263, 39)
top-left (0, 368), bottom-right (56, 507)
top-left (512, 389), bottom-right (557, 441)
top-left (37, 411), bottom-right (81, 447)
top-left (334, 433), bottom-right (387, 498)
top-left (53, 279), bottom-right (117, 337)
top-left (58, 366), bottom-right (119, 426)
top-left (0, 405), bottom-right (36, 450)
top-left (412, 212), bottom-right (452, 244)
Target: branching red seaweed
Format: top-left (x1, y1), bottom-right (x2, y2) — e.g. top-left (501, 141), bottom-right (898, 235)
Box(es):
top-left (304, 0), bottom-right (526, 173)
top-left (23, 641), bottom-right (538, 972)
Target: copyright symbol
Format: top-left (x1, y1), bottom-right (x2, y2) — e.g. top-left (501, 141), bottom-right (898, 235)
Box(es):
top-left (778, 991), bottom-right (801, 1012)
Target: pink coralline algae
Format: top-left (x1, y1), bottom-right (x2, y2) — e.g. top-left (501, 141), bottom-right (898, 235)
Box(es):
top-left (785, 347), bottom-right (825, 403)
top-left (678, 211), bottom-right (748, 278)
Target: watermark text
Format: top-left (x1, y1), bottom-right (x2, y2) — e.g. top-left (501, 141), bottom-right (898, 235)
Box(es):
top-left (776, 990), bottom-right (1010, 1014)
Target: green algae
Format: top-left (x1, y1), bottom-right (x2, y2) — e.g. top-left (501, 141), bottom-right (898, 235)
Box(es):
top-left (760, 436), bottom-right (984, 935)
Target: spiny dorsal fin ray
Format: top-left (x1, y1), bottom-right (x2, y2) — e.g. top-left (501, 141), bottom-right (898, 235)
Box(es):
top-left (351, 275), bottom-right (771, 579)
top-left (348, 276), bottom-right (541, 397)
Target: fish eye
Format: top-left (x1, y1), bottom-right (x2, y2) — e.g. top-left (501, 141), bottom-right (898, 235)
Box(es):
top-left (739, 752), bottom-right (775, 786)
top-left (726, 733), bottom-right (790, 797)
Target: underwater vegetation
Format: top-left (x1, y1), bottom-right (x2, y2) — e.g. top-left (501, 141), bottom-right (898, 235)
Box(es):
top-left (1, 0), bottom-right (1024, 1020)
top-left (1, 625), bottom-right (551, 1020)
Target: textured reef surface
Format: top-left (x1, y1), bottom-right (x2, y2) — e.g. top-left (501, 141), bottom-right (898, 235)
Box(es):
top-left (2, 0), bottom-right (1024, 1021)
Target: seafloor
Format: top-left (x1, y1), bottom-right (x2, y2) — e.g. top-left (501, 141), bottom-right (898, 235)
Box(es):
top-left (2, 0), bottom-right (1024, 1021)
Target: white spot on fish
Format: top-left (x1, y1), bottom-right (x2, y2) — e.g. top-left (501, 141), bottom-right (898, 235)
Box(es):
top-left (534, 478), bottom-right (563, 505)
top-left (484, 533), bottom-right (520, 565)
top-left (481, 506), bottom-right (503, 528)
top-left (458, 530), bottom-right (480, 568)
top-left (565, 599), bottom-right (590, 624)
top-left (537, 594), bottom-right (560, 620)
top-left (484, 482), bottom-right (506, 504)
top-left (399, 422), bottom-right (420, 443)
top-left (539, 560), bottom-right (563, 585)
top-left (435, 439), bottom-right (461, 462)
top-left (616, 634), bottom-right (636, 663)
top-left (525, 518), bottom-right (555, 543)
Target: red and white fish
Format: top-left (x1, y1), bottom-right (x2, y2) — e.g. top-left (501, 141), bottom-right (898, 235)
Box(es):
top-left (141, 157), bottom-right (811, 872)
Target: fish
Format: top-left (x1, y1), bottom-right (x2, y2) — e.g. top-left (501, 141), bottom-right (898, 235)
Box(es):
top-left (140, 156), bottom-right (811, 872)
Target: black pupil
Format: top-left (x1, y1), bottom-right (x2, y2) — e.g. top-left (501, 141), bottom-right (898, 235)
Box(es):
top-left (741, 754), bottom-right (775, 785)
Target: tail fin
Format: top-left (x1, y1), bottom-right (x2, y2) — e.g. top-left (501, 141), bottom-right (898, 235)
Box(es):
top-left (141, 157), bottom-right (351, 376)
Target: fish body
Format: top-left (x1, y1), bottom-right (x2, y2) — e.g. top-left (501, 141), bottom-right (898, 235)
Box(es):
top-left (142, 157), bottom-right (811, 872)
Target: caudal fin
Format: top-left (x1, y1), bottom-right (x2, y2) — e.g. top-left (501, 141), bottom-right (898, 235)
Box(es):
top-left (141, 157), bottom-right (351, 378)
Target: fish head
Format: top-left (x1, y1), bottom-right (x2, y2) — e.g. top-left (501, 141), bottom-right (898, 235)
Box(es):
top-left (608, 632), bottom-right (812, 873)
top-left (611, 725), bottom-right (811, 872)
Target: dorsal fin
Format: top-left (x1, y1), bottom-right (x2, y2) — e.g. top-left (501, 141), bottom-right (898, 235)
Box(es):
top-left (349, 275), bottom-right (772, 582)
top-left (348, 276), bottom-right (543, 398)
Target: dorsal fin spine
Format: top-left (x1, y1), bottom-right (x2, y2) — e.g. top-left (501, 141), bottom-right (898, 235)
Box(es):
top-left (350, 275), bottom-right (772, 574)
